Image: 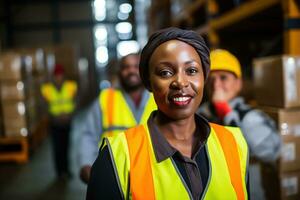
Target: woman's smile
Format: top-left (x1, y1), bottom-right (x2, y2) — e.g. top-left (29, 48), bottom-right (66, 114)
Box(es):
top-left (169, 93), bottom-right (193, 107)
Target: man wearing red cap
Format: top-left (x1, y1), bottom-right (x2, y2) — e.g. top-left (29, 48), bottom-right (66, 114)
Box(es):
top-left (41, 63), bottom-right (77, 180)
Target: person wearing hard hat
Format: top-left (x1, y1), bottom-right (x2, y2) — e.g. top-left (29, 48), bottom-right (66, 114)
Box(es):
top-left (41, 63), bottom-right (77, 180)
top-left (198, 49), bottom-right (281, 200)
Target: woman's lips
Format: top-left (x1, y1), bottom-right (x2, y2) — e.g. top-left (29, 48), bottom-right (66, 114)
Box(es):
top-left (170, 95), bottom-right (192, 106)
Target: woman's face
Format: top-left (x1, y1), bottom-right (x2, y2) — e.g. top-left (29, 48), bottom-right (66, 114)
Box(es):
top-left (149, 40), bottom-right (205, 120)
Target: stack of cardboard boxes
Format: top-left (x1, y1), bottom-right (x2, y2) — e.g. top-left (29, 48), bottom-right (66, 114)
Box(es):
top-left (0, 52), bottom-right (34, 137)
top-left (0, 45), bottom-right (80, 138)
top-left (0, 51), bottom-right (42, 137)
top-left (0, 45), bottom-right (80, 162)
top-left (253, 55), bottom-right (300, 200)
top-left (17, 48), bottom-right (48, 119)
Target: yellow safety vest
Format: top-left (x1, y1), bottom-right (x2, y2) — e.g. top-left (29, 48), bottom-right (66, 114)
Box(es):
top-left (41, 81), bottom-right (77, 116)
top-left (99, 88), bottom-right (157, 139)
top-left (103, 123), bottom-right (248, 200)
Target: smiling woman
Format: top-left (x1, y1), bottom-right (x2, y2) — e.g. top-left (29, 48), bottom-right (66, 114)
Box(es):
top-left (148, 40), bottom-right (204, 121)
top-left (86, 27), bottom-right (250, 200)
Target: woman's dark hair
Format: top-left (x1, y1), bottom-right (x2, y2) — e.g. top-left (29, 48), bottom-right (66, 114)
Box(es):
top-left (139, 27), bottom-right (210, 90)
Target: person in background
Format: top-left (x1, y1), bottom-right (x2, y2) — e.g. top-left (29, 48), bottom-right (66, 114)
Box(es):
top-left (41, 63), bottom-right (77, 180)
top-left (198, 49), bottom-right (281, 200)
top-left (78, 53), bottom-right (156, 184)
top-left (87, 27), bottom-right (249, 200)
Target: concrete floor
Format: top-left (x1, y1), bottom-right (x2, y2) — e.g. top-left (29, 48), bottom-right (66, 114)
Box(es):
top-left (0, 112), bottom-right (89, 200)
top-left (0, 137), bottom-right (87, 200)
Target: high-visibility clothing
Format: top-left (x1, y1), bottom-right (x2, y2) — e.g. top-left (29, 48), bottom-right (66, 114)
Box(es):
top-left (41, 81), bottom-right (77, 116)
top-left (98, 88), bottom-right (157, 139)
top-left (103, 123), bottom-right (248, 200)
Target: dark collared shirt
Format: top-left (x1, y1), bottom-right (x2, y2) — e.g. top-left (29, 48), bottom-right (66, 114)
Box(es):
top-left (148, 111), bottom-right (210, 200)
top-left (87, 112), bottom-right (211, 200)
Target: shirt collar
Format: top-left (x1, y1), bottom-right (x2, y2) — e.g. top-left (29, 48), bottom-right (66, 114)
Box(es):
top-left (147, 111), bottom-right (211, 163)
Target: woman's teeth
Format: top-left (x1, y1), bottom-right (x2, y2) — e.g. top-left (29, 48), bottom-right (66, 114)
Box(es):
top-left (173, 97), bottom-right (190, 102)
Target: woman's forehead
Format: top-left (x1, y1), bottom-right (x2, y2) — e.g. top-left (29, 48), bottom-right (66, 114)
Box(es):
top-left (149, 40), bottom-right (201, 64)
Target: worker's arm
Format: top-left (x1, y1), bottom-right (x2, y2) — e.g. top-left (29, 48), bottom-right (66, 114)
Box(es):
top-left (239, 110), bottom-right (281, 162)
top-left (86, 146), bottom-right (122, 200)
top-left (224, 106), bottom-right (281, 162)
top-left (77, 100), bottom-right (102, 183)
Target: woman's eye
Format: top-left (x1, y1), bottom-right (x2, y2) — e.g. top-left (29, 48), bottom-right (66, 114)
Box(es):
top-left (159, 70), bottom-right (173, 77)
top-left (187, 67), bottom-right (198, 75)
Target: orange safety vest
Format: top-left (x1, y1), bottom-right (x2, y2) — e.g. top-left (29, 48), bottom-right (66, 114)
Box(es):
top-left (98, 88), bottom-right (157, 139)
top-left (103, 123), bottom-right (248, 200)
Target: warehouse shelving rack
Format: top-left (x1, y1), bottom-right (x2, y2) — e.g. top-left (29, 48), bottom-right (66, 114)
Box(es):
top-left (166, 0), bottom-right (300, 103)
top-left (171, 0), bottom-right (300, 55)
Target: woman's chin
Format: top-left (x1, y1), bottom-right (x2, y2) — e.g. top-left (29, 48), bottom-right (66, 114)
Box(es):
top-left (159, 109), bottom-right (195, 121)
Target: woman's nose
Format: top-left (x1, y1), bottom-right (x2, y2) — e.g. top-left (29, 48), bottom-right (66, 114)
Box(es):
top-left (171, 75), bottom-right (189, 89)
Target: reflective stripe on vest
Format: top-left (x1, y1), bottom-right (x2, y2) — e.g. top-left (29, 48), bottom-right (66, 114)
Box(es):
top-left (41, 81), bottom-right (77, 116)
top-left (99, 88), bottom-right (157, 139)
top-left (105, 123), bottom-right (248, 200)
top-left (204, 123), bottom-right (248, 200)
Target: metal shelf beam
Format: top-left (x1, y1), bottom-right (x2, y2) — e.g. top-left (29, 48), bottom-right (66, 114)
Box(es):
top-left (209, 0), bottom-right (280, 31)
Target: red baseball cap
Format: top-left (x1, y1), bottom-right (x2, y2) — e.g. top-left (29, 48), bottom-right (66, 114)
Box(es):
top-left (53, 63), bottom-right (64, 76)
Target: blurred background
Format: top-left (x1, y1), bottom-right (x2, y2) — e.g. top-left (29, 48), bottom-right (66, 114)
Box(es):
top-left (0, 0), bottom-right (300, 199)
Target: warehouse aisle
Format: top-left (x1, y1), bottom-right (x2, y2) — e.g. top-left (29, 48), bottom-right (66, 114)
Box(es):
top-left (0, 120), bottom-right (87, 200)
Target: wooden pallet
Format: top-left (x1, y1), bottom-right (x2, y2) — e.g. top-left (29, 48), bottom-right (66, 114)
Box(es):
top-left (0, 137), bottom-right (28, 163)
top-left (0, 116), bottom-right (48, 163)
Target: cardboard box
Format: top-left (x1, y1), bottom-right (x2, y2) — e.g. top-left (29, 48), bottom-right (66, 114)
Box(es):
top-left (263, 166), bottom-right (300, 200)
top-left (253, 55), bottom-right (300, 108)
top-left (3, 112), bottom-right (27, 137)
top-left (2, 101), bottom-right (26, 119)
top-left (0, 81), bottom-right (25, 100)
top-left (281, 171), bottom-right (300, 200)
top-left (0, 52), bottom-right (23, 80)
top-left (0, 74), bottom-right (40, 102)
top-left (281, 137), bottom-right (300, 172)
top-left (259, 107), bottom-right (300, 172)
top-left (4, 117), bottom-right (27, 132)
top-left (4, 126), bottom-right (29, 137)
top-left (1, 100), bottom-right (36, 137)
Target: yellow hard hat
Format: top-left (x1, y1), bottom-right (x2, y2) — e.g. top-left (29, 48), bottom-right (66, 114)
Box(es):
top-left (210, 49), bottom-right (242, 78)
